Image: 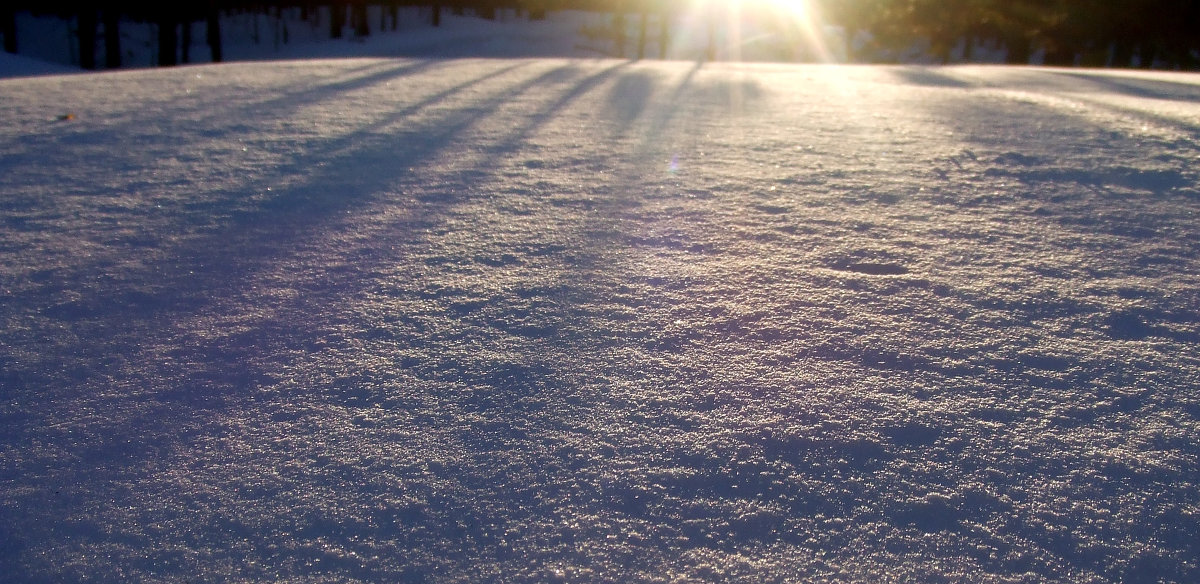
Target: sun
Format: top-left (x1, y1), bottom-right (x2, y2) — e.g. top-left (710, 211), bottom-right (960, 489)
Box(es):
top-left (685, 0), bottom-right (835, 62)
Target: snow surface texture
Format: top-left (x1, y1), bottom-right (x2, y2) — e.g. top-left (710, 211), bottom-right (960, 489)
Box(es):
top-left (1, 60), bottom-right (1199, 583)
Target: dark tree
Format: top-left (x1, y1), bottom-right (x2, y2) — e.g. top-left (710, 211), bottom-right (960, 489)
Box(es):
top-left (330, 2), bottom-right (345, 38)
top-left (103, 8), bottom-right (121, 68)
top-left (207, 1), bottom-right (223, 62)
top-left (78, 9), bottom-right (98, 69)
top-left (478, 0), bottom-right (496, 20)
top-left (157, 8), bottom-right (178, 66)
top-left (2, 7), bottom-right (16, 54)
top-left (613, 9), bottom-right (625, 57)
top-left (352, 0), bottom-right (369, 36)
top-left (636, 8), bottom-right (647, 60)
top-left (432, 4), bottom-right (441, 26)
top-left (181, 18), bottom-right (192, 63)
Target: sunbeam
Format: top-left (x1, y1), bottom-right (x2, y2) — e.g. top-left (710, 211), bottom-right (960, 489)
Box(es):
top-left (676, 0), bottom-right (839, 62)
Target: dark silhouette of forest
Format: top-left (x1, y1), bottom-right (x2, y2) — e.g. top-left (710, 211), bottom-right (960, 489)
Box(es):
top-left (824, 0), bottom-right (1199, 68)
top-left (2, 1), bottom-right (1197, 69)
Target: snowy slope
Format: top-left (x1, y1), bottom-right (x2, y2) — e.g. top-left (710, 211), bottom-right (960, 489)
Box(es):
top-left (1, 60), bottom-right (1199, 583)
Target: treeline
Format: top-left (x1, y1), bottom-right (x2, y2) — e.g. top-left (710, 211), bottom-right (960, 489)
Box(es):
top-left (2, 0), bottom-right (1198, 69)
top-left (1, 2), bottom-right (455, 68)
top-left (819, 0), bottom-right (1200, 68)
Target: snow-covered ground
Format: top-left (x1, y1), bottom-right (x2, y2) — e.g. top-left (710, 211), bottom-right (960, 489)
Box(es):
top-left (2, 57), bottom-right (1199, 582)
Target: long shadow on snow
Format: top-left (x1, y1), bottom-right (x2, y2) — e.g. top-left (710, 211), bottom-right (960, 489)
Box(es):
top-left (2, 60), bottom-right (691, 580)
top-left (24, 62), bottom-right (549, 319)
top-left (490, 64), bottom-right (879, 545)
top-left (0, 60), bottom-right (442, 193)
top-left (138, 60), bottom-right (653, 580)
top-left (0, 62), bottom-right (442, 340)
top-left (889, 66), bottom-right (975, 89)
top-left (323, 63), bottom-right (735, 577)
top-left (1051, 70), bottom-right (1200, 103)
top-left (0, 62), bottom-right (609, 480)
top-left (168, 59), bottom-right (446, 132)
top-left (960, 67), bottom-right (1200, 145)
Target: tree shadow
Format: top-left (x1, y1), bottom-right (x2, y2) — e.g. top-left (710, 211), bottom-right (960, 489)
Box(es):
top-left (604, 69), bottom-right (660, 134)
top-left (889, 66), bottom-right (974, 88)
top-left (0, 60), bottom-right (619, 481)
top-left (4, 59), bottom-right (727, 580)
top-left (1052, 70), bottom-right (1200, 102)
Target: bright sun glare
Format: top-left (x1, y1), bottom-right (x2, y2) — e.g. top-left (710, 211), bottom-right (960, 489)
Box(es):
top-left (683, 0), bottom-right (833, 62)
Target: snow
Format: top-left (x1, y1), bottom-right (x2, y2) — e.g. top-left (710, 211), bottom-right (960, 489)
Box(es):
top-left (2, 50), bottom-right (1200, 584)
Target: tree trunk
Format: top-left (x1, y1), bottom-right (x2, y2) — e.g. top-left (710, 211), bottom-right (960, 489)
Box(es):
top-left (613, 11), bottom-right (625, 58)
top-left (3, 8), bottom-right (18, 54)
top-left (272, 5), bottom-right (281, 49)
top-left (931, 36), bottom-right (951, 64)
top-left (181, 19), bottom-right (191, 63)
top-left (103, 9), bottom-right (121, 68)
top-left (78, 9), bottom-right (98, 70)
top-left (1004, 35), bottom-right (1030, 65)
top-left (705, 14), bottom-right (716, 61)
top-left (478, 2), bottom-right (496, 21)
top-left (432, 5), bottom-right (442, 26)
top-left (281, 7), bottom-right (289, 45)
top-left (330, 3), bottom-right (345, 38)
top-left (1137, 43), bottom-right (1157, 68)
top-left (157, 11), bottom-right (178, 66)
top-left (1111, 40), bottom-right (1134, 68)
top-left (207, 2), bottom-right (223, 62)
top-left (1180, 45), bottom-right (1199, 71)
top-left (636, 10), bottom-right (647, 60)
top-left (353, 1), bottom-right (369, 36)
top-left (1044, 45), bottom-right (1075, 67)
top-left (659, 11), bottom-right (669, 59)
